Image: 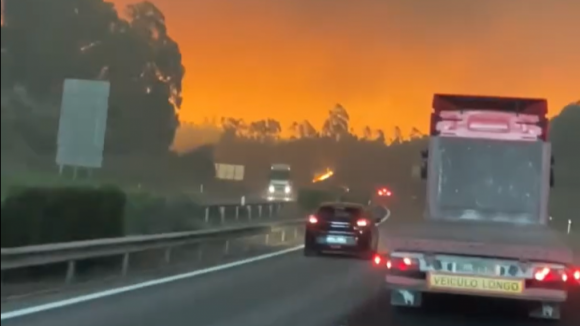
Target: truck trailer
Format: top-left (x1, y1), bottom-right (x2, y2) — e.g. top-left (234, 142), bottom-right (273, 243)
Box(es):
top-left (376, 94), bottom-right (576, 320)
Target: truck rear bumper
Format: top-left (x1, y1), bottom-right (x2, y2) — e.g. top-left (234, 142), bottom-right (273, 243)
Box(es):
top-left (385, 275), bottom-right (567, 302)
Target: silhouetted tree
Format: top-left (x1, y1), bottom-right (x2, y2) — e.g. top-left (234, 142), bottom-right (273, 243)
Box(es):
top-left (551, 102), bottom-right (580, 185)
top-left (247, 119), bottom-right (281, 142)
top-left (2, 0), bottom-right (184, 154)
top-left (290, 120), bottom-right (318, 139)
top-left (391, 126), bottom-right (403, 144)
top-left (409, 127), bottom-right (424, 139)
top-left (220, 117), bottom-right (247, 140)
top-left (321, 104), bottom-right (350, 140)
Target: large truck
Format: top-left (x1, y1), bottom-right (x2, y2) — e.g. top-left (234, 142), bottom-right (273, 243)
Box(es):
top-left (266, 164), bottom-right (293, 201)
top-left (377, 94), bottom-right (577, 320)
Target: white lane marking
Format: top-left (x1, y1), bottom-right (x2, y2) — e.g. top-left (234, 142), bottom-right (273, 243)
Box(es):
top-left (1, 245), bottom-right (304, 320)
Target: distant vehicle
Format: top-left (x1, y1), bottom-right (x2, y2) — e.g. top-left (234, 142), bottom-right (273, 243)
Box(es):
top-left (375, 94), bottom-right (574, 320)
top-left (266, 164), bottom-right (293, 201)
top-left (304, 202), bottom-right (379, 259)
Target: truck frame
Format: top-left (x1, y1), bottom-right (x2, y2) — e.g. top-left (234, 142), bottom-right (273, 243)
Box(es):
top-left (379, 94), bottom-right (575, 320)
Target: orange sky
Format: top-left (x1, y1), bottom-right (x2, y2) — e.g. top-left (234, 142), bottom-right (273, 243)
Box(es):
top-left (113, 0), bottom-right (579, 136)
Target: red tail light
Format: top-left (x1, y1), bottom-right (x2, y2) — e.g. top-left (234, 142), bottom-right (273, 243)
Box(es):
top-left (373, 254), bottom-right (382, 265)
top-left (356, 218), bottom-right (369, 226)
top-left (573, 269), bottom-right (579, 282)
top-left (533, 267), bottom-right (567, 282)
top-left (387, 257), bottom-right (418, 271)
top-left (377, 188), bottom-right (392, 196)
top-left (308, 215), bottom-right (318, 224)
top-left (534, 267), bottom-right (550, 281)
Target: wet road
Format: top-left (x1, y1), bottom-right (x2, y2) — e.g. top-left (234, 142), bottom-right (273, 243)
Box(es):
top-left (2, 223), bottom-right (578, 326)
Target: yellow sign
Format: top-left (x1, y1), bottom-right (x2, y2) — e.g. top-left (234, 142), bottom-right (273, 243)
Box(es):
top-left (428, 273), bottom-right (524, 294)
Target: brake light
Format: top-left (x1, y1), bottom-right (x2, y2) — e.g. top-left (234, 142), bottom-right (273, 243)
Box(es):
top-left (308, 215), bottom-right (317, 224)
top-left (377, 188), bottom-right (392, 196)
top-left (356, 219), bottom-right (368, 226)
top-left (533, 267), bottom-right (568, 282)
top-left (387, 257), bottom-right (418, 271)
top-left (534, 267), bottom-right (550, 281)
top-left (373, 254), bottom-right (382, 265)
top-left (573, 270), bottom-right (579, 281)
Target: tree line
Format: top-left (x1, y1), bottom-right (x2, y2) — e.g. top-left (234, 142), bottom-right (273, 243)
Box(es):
top-left (211, 102), bottom-right (579, 194)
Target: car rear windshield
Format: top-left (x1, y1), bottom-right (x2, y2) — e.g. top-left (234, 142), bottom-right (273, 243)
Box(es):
top-left (316, 206), bottom-right (363, 220)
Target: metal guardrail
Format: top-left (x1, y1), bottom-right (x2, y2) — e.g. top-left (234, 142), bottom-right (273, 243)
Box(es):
top-left (198, 200), bottom-right (287, 224)
top-left (1, 219), bottom-right (305, 288)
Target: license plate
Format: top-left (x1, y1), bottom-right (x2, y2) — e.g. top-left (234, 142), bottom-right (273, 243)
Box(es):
top-left (428, 273), bottom-right (524, 294)
top-left (326, 236), bottom-right (347, 244)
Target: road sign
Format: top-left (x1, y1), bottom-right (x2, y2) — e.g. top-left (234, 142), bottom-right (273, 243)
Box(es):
top-left (56, 79), bottom-right (110, 169)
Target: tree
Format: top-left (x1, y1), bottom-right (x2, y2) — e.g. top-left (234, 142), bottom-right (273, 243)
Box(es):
top-left (247, 119), bottom-right (281, 142)
top-left (321, 104), bottom-right (350, 140)
top-left (220, 117), bottom-right (247, 139)
top-left (391, 126), bottom-right (403, 144)
top-left (409, 127), bottom-right (424, 140)
top-left (551, 102), bottom-right (580, 184)
top-left (290, 120), bottom-right (317, 139)
top-left (2, 0), bottom-right (184, 154)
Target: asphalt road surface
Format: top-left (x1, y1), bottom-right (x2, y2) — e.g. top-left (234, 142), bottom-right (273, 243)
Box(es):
top-left (2, 223), bottom-right (578, 326)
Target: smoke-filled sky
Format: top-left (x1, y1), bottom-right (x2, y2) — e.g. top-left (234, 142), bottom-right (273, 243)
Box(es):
top-left (113, 0), bottom-right (579, 135)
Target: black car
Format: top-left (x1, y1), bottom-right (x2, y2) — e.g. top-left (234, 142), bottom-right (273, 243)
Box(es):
top-left (303, 202), bottom-right (379, 258)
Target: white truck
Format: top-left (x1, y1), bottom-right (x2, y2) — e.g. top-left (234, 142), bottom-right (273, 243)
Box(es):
top-left (266, 164), bottom-right (293, 201)
top-left (376, 94), bottom-right (577, 320)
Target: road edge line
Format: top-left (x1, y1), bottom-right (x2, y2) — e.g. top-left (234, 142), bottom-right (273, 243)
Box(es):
top-left (1, 245), bottom-right (304, 320)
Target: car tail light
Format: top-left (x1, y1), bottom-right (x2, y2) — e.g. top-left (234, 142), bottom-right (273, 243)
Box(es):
top-left (356, 218), bottom-right (369, 226)
top-left (308, 215), bottom-right (318, 224)
top-left (373, 254), bottom-right (382, 265)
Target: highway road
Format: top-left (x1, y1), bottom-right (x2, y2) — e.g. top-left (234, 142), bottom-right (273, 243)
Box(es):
top-left (2, 223), bottom-right (579, 326)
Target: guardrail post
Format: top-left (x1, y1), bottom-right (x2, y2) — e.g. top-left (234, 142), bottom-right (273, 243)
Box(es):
top-left (197, 246), bottom-right (203, 261)
top-left (223, 240), bottom-right (230, 255)
top-left (265, 233), bottom-right (270, 244)
top-left (281, 230), bottom-right (286, 242)
top-left (235, 206), bottom-right (239, 220)
top-left (568, 219), bottom-right (572, 234)
top-left (65, 260), bottom-right (76, 284)
top-left (205, 207), bottom-right (209, 223)
top-left (269, 204), bottom-right (273, 217)
top-left (121, 253), bottom-right (130, 276)
top-left (164, 247), bottom-right (172, 264)
top-left (258, 205), bottom-right (263, 217)
top-left (220, 206), bottom-right (225, 224)
top-left (247, 206), bottom-right (252, 220)
top-left (293, 227), bottom-right (298, 239)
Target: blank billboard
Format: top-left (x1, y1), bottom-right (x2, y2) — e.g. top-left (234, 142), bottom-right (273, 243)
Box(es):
top-left (56, 79), bottom-right (110, 168)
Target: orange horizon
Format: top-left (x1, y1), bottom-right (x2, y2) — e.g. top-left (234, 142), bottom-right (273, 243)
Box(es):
top-left (111, 0), bottom-right (578, 141)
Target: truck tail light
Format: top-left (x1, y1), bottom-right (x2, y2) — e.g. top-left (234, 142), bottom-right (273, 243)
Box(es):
top-left (387, 257), bottom-right (419, 271)
top-left (533, 267), bottom-right (567, 282)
